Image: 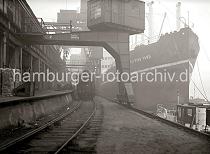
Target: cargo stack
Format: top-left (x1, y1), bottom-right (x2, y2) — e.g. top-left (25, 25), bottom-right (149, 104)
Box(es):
top-left (14, 69), bottom-right (22, 88)
top-left (1, 68), bottom-right (15, 96)
top-left (1, 68), bottom-right (21, 96)
top-left (87, 0), bottom-right (145, 34)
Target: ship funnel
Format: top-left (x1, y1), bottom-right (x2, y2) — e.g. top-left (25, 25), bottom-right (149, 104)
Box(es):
top-left (176, 2), bottom-right (181, 31)
top-left (147, 1), bottom-right (154, 40)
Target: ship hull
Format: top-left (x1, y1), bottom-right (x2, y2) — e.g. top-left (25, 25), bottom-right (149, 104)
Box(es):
top-left (132, 61), bottom-right (191, 111)
top-left (98, 28), bottom-right (200, 112)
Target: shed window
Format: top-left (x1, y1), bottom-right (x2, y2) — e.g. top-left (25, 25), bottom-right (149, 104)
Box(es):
top-left (187, 109), bottom-right (192, 116)
top-left (178, 107), bottom-right (181, 118)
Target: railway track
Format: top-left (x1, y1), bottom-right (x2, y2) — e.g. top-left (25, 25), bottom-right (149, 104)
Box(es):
top-left (0, 100), bottom-right (98, 154)
top-left (118, 102), bottom-right (210, 139)
top-left (60, 103), bottom-right (104, 153)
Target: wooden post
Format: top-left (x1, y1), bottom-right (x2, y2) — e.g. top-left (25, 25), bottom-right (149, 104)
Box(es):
top-left (43, 63), bottom-right (46, 90)
top-left (20, 48), bottom-right (23, 74)
top-left (30, 55), bottom-right (33, 73)
top-left (3, 32), bottom-right (7, 68)
top-left (38, 59), bottom-right (41, 90)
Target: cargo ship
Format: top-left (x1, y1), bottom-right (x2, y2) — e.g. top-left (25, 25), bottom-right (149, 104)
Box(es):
top-left (131, 27), bottom-right (199, 111)
top-left (97, 0), bottom-right (200, 112)
top-left (99, 27), bottom-right (200, 112)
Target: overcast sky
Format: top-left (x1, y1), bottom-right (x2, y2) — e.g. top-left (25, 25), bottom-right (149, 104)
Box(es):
top-left (27, 0), bottom-right (80, 21)
top-left (27, 0), bottom-right (210, 100)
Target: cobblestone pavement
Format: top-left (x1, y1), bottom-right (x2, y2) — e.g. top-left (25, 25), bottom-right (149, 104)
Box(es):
top-left (95, 97), bottom-right (210, 154)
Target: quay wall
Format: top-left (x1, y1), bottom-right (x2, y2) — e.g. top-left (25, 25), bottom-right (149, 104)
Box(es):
top-left (0, 92), bottom-right (73, 130)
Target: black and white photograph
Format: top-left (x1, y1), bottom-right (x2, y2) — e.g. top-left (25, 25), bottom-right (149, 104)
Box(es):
top-left (0, 0), bottom-right (210, 153)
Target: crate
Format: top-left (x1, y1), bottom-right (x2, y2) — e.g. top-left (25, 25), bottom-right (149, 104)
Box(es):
top-left (87, 0), bottom-right (145, 34)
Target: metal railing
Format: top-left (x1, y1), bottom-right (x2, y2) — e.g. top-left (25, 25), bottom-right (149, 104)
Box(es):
top-left (130, 35), bottom-right (160, 50)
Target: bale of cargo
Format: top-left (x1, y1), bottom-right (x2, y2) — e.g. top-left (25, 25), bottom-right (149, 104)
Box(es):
top-left (1, 68), bottom-right (15, 96)
top-left (14, 69), bottom-right (22, 88)
top-left (1, 68), bottom-right (22, 96)
top-left (87, 0), bottom-right (145, 34)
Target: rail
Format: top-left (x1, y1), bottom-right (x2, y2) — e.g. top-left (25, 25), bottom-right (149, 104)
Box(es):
top-left (106, 97), bottom-right (210, 139)
top-left (55, 100), bottom-right (97, 154)
top-left (0, 100), bottom-right (97, 153)
top-left (0, 101), bottom-right (82, 152)
top-left (123, 104), bottom-right (210, 139)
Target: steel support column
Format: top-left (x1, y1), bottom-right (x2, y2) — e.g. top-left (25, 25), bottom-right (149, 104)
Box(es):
top-left (105, 33), bottom-right (130, 103)
top-left (17, 31), bottom-right (131, 103)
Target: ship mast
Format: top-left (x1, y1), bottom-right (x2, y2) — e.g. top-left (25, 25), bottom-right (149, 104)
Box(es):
top-left (147, 1), bottom-right (154, 41)
top-left (176, 2), bottom-right (181, 31)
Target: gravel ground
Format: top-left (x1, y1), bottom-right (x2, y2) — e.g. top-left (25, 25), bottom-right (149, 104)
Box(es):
top-left (95, 97), bottom-right (210, 154)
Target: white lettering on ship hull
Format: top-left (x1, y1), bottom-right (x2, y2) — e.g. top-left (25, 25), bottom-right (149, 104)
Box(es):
top-left (131, 60), bottom-right (190, 74)
top-left (130, 54), bottom-right (152, 64)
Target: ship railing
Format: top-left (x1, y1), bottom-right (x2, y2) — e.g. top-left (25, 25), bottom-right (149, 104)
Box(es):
top-left (156, 104), bottom-right (168, 119)
top-left (66, 60), bottom-right (86, 66)
top-left (130, 35), bottom-right (160, 50)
